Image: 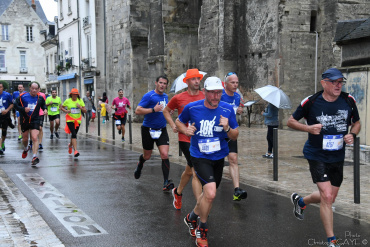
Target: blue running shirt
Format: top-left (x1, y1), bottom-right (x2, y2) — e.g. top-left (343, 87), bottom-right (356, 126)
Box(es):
top-left (220, 89), bottom-right (240, 115)
top-left (0, 91), bottom-right (13, 113)
top-left (178, 100), bottom-right (239, 160)
top-left (138, 90), bottom-right (168, 129)
top-left (19, 93), bottom-right (40, 117)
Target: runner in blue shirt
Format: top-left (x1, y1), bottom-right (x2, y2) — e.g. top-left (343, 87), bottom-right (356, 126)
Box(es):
top-left (0, 81), bottom-right (13, 155)
top-left (133, 75), bottom-right (174, 191)
top-left (287, 68), bottom-right (361, 247)
top-left (220, 72), bottom-right (247, 201)
top-left (176, 77), bottom-right (239, 247)
top-left (12, 84), bottom-right (25, 140)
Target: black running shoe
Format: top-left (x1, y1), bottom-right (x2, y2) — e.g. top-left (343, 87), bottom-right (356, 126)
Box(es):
top-left (50, 134), bottom-right (53, 139)
top-left (0, 149), bottom-right (4, 155)
top-left (39, 144), bottom-right (43, 150)
top-left (163, 180), bottom-right (174, 192)
top-left (134, 163), bottom-right (143, 179)
top-left (32, 157), bottom-right (40, 166)
top-left (233, 187), bottom-right (248, 201)
top-left (291, 193), bottom-right (305, 220)
top-left (55, 132), bottom-right (60, 138)
top-left (118, 129), bottom-right (122, 135)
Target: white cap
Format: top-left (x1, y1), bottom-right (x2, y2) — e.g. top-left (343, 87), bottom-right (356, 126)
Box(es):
top-left (204, 77), bottom-right (224, 90)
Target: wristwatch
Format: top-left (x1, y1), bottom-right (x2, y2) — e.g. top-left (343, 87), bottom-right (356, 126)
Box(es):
top-left (152, 108), bottom-right (155, 113)
top-left (226, 126), bottom-right (231, 133)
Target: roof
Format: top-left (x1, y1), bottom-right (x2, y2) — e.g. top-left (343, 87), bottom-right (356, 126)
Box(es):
top-left (0, 0), bottom-right (13, 17)
top-left (334, 18), bottom-right (370, 43)
top-left (0, 0), bottom-right (48, 24)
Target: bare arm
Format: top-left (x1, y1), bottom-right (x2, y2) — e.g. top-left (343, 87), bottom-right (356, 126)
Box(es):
top-left (343, 120), bottom-right (361, 144)
top-left (135, 102), bottom-right (162, 115)
top-left (163, 106), bottom-right (177, 133)
top-left (287, 115), bottom-right (322, 135)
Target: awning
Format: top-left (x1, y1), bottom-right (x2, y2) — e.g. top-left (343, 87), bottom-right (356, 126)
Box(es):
top-left (57, 73), bottom-right (76, 81)
top-left (84, 78), bottom-right (94, 85)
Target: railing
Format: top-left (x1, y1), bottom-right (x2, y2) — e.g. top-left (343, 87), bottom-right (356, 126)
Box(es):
top-left (20, 67), bottom-right (28, 73)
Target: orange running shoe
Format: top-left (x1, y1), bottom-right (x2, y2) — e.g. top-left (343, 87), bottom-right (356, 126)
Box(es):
top-left (184, 214), bottom-right (197, 237)
top-left (22, 150), bottom-right (28, 159)
top-left (74, 150), bottom-right (80, 157)
top-left (68, 143), bottom-right (72, 154)
top-left (172, 187), bottom-right (182, 210)
top-left (195, 227), bottom-right (208, 247)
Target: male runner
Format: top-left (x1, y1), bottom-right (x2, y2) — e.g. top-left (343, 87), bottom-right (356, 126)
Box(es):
top-left (45, 89), bottom-right (62, 139)
top-left (112, 89), bottom-right (131, 142)
top-left (0, 81), bottom-right (13, 155)
top-left (12, 84), bottom-right (25, 141)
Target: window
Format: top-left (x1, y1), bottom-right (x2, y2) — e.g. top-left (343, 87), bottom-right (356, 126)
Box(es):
top-left (68, 0), bottom-right (72, 13)
top-left (46, 56), bottom-right (49, 73)
top-left (87, 35), bottom-right (91, 63)
top-left (1, 25), bottom-right (9, 41)
top-left (310, 10), bottom-right (317, 33)
top-left (60, 0), bottom-right (63, 19)
top-left (26, 26), bottom-right (33, 41)
top-left (68, 37), bottom-right (73, 58)
top-left (20, 51), bottom-right (26, 68)
top-left (0, 51), bottom-right (5, 68)
top-left (60, 41), bottom-right (64, 66)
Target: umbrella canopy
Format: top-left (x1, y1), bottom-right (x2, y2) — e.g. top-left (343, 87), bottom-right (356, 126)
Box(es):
top-left (254, 85), bottom-right (292, 109)
top-left (169, 71), bottom-right (207, 93)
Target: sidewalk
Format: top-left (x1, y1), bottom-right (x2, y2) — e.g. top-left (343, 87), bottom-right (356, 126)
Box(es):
top-left (60, 113), bottom-right (370, 224)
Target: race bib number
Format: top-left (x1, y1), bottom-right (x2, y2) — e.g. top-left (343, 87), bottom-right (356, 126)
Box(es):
top-left (51, 107), bottom-right (58, 112)
top-left (322, 134), bottom-right (343, 151)
top-left (198, 137), bottom-right (221, 154)
top-left (28, 103), bottom-right (36, 111)
top-left (71, 107), bottom-right (80, 114)
top-left (115, 120), bottom-right (121, 125)
top-left (150, 129), bottom-right (162, 139)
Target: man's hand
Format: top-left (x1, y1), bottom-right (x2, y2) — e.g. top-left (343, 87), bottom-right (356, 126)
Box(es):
top-left (171, 124), bottom-right (178, 133)
top-left (236, 106), bottom-right (243, 115)
top-left (1, 109), bottom-right (8, 115)
top-left (219, 115), bottom-right (229, 131)
top-left (308, 124), bottom-right (322, 135)
top-left (25, 107), bottom-right (30, 113)
top-left (186, 122), bottom-right (196, 136)
top-left (153, 102), bottom-right (163, 112)
top-left (344, 133), bottom-right (355, 145)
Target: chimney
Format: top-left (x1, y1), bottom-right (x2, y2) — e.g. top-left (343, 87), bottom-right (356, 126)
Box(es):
top-left (31, 0), bottom-right (36, 11)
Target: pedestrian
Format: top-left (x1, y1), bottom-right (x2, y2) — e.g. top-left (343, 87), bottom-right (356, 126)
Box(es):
top-left (220, 72), bottom-right (248, 201)
top-left (99, 99), bottom-right (107, 124)
top-left (102, 92), bottom-right (109, 121)
top-left (287, 68), bottom-right (361, 247)
top-left (45, 89), bottom-right (62, 139)
top-left (261, 102), bottom-right (279, 158)
top-left (112, 89), bottom-right (131, 142)
top-left (14, 81), bottom-right (47, 166)
top-left (163, 68), bottom-right (204, 210)
top-left (0, 81), bottom-right (13, 155)
top-left (83, 91), bottom-right (93, 125)
top-left (177, 77), bottom-right (239, 246)
top-left (12, 84), bottom-right (25, 141)
top-left (133, 75), bottom-right (174, 191)
top-left (61, 88), bottom-right (87, 157)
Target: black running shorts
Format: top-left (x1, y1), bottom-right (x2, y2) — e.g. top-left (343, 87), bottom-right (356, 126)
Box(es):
top-left (308, 159), bottom-right (344, 187)
top-left (141, 126), bottom-right (169, 150)
top-left (179, 141), bottom-right (193, 168)
top-left (114, 114), bottom-right (127, 126)
top-left (21, 122), bottom-right (40, 132)
top-left (227, 139), bottom-right (238, 153)
top-left (191, 157), bottom-right (224, 188)
top-left (49, 114), bottom-right (60, 122)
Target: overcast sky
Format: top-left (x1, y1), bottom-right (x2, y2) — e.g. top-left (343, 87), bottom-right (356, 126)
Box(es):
top-left (39, 0), bottom-right (58, 22)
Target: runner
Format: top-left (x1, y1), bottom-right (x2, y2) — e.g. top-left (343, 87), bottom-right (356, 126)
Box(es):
top-left (0, 81), bottom-right (13, 155)
top-left (45, 89), bottom-right (62, 139)
top-left (163, 68), bottom-right (204, 210)
top-left (220, 72), bottom-right (248, 201)
top-left (287, 68), bottom-right (361, 247)
top-left (176, 77), bottom-right (239, 247)
top-left (12, 84), bottom-right (25, 141)
top-left (37, 91), bottom-right (47, 150)
top-left (14, 82), bottom-right (47, 166)
top-left (61, 88), bottom-right (86, 157)
top-left (134, 75), bottom-right (174, 191)
top-left (112, 89), bottom-right (131, 142)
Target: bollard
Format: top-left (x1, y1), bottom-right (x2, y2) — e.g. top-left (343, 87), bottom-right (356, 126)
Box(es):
top-left (97, 111), bottom-right (100, 137)
top-left (112, 115), bottom-right (115, 140)
top-left (179, 146), bottom-right (182, 156)
top-left (129, 115), bottom-right (132, 144)
top-left (273, 128), bottom-right (278, 181)
top-left (86, 113), bottom-right (88, 133)
top-left (354, 137), bottom-right (360, 204)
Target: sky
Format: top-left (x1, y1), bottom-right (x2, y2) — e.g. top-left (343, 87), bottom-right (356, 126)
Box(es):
top-left (39, 0), bottom-right (58, 22)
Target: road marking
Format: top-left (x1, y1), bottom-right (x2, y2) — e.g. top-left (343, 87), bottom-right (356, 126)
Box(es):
top-left (17, 173), bottom-right (108, 237)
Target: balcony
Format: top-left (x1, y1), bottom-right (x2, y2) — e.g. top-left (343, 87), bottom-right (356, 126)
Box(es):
top-left (20, 67), bottom-right (28, 73)
top-left (83, 16), bottom-right (90, 28)
top-left (0, 67), bottom-right (7, 73)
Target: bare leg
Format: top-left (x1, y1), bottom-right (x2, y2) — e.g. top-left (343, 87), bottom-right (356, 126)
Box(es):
top-left (194, 182), bottom-right (216, 223)
top-left (228, 152), bottom-right (239, 188)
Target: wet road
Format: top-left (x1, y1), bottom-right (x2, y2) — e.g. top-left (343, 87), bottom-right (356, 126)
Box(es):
top-left (1, 129), bottom-right (369, 247)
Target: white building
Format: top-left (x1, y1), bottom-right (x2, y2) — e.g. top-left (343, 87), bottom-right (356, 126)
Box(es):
top-left (0, 0), bottom-right (48, 92)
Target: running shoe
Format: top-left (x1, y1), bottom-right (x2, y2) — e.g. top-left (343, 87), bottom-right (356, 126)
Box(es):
top-left (74, 150), bottom-right (80, 157)
top-left (31, 157), bottom-right (39, 166)
top-left (184, 214), bottom-right (197, 237)
top-left (1, 143), bottom-right (4, 151)
top-left (50, 134), bottom-right (53, 139)
top-left (55, 132), bottom-right (59, 139)
top-left (262, 153), bottom-right (273, 159)
top-left (233, 187), bottom-right (248, 201)
top-left (118, 129), bottom-right (122, 135)
top-left (291, 192), bottom-right (305, 220)
top-left (22, 148), bottom-right (28, 159)
top-left (134, 163), bottom-right (143, 179)
top-left (0, 149), bottom-right (3, 155)
top-left (122, 138), bottom-right (125, 143)
top-left (195, 227), bottom-right (208, 247)
top-left (68, 143), bottom-right (72, 154)
top-left (329, 240), bottom-right (340, 247)
top-left (18, 135), bottom-right (22, 141)
top-left (172, 187), bottom-right (183, 210)
top-left (163, 180), bottom-right (174, 192)
top-left (39, 144), bottom-right (43, 150)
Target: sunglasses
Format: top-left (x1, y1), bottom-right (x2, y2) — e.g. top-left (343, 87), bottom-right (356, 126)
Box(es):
top-left (226, 72), bottom-right (237, 77)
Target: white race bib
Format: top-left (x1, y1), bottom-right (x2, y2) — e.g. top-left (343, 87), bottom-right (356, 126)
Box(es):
top-left (51, 107), bottom-right (58, 112)
top-left (198, 137), bottom-right (221, 154)
top-left (233, 106), bottom-right (238, 114)
top-left (322, 134), bottom-right (343, 151)
top-left (115, 120), bottom-right (121, 125)
top-left (150, 129), bottom-right (162, 139)
top-left (0, 107), bottom-right (4, 113)
top-left (71, 107), bottom-right (80, 114)
top-left (28, 103), bottom-right (36, 111)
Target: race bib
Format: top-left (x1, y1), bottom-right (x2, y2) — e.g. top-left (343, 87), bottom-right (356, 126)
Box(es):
top-left (150, 129), bottom-right (162, 139)
top-left (28, 103), bottom-right (36, 111)
top-left (71, 107), bottom-right (80, 114)
top-left (51, 107), bottom-right (58, 112)
top-left (0, 107), bottom-right (4, 113)
top-left (115, 120), bottom-right (121, 125)
top-left (322, 134), bottom-right (343, 151)
top-left (198, 137), bottom-right (221, 154)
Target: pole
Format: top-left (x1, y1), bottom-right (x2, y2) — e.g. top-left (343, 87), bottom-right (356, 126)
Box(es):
top-left (97, 111), bottom-right (100, 137)
top-left (354, 137), bottom-right (360, 204)
top-left (129, 115), bottom-right (132, 144)
top-left (273, 128), bottom-right (278, 181)
top-left (315, 31), bottom-right (318, 93)
top-left (86, 113), bottom-right (88, 133)
top-left (112, 114), bottom-right (115, 140)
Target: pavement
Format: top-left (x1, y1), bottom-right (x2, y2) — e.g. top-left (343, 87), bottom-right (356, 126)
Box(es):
top-left (0, 112), bottom-right (369, 246)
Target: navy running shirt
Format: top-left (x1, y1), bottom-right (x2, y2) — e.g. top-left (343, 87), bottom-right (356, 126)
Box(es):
top-left (178, 99), bottom-right (238, 160)
top-left (0, 91), bottom-right (13, 113)
top-left (138, 90), bottom-right (168, 129)
top-left (292, 94), bottom-right (360, 163)
top-left (220, 89), bottom-right (241, 116)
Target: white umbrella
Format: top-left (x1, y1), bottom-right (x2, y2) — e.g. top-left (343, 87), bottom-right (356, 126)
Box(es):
top-left (254, 85), bottom-right (292, 109)
top-left (169, 71), bottom-right (207, 93)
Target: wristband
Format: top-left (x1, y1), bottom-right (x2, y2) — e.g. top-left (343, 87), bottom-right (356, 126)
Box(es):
top-left (350, 133), bottom-right (357, 139)
top-left (152, 108), bottom-right (155, 113)
top-left (226, 126), bottom-right (231, 133)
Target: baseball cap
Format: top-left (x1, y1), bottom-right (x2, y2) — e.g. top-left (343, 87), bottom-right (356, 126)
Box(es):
top-left (204, 77), bottom-right (224, 90)
top-left (322, 68), bottom-right (346, 80)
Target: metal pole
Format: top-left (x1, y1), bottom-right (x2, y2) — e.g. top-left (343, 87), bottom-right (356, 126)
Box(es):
top-left (354, 137), bottom-right (360, 204)
top-left (97, 111), bottom-right (100, 137)
top-left (273, 128), bottom-right (278, 181)
top-left (112, 114), bottom-right (115, 140)
top-left (314, 31), bottom-right (318, 93)
top-left (129, 115), bottom-right (132, 144)
top-left (86, 113), bottom-right (88, 133)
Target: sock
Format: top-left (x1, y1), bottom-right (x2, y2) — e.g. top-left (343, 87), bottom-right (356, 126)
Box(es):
top-left (138, 154), bottom-right (146, 166)
top-left (328, 236), bottom-right (336, 243)
top-left (199, 221), bottom-right (208, 229)
top-left (162, 159), bottom-right (170, 181)
top-left (298, 197), bottom-right (306, 208)
top-left (189, 211), bottom-right (198, 222)
top-left (32, 154), bottom-right (36, 158)
top-left (175, 187), bottom-right (182, 196)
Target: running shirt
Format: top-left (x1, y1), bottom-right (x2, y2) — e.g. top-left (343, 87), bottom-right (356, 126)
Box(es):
top-left (112, 97), bottom-right (130, 116)
top-left (167, 91), bottom-right (205, 142)
top-left (178, 100), bottom-right (238, 160)
top-left (138, 90), bottom-right (168, 129)
top-left (0, 91), bottom-right (13, 114)
top-left (45, 96), bottom-right (62, 116)
top-left (12, 91), bottom-right (20, 102)
top-left (38, 92), bottom-right (46, 116)
top-left (292, 93), bottom-right (360, 163)
top-left (220, 89), bottom-right (241, 115)
top-left (15, 92), bottom-right (46, 122)
top-left (62, 98), bottom-right (85, 123)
